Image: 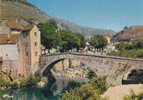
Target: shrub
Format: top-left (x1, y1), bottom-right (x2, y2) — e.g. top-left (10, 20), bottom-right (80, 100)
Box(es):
top-left (87, 70), bottom-right (97, 79)
top-left (63, 81), bottom-right (82, 92)
top-left (61, 76), bottom-right (107, 100)
top-left (109, 40), bottom-right (143, 58)
top-left (41, 77), bottom-right (48, 84)
top-left (90, 35), bottom-right (107, 49)
top-left (20, 75), bottom-right (39, 87)
top-left (0, 72), bottom-right (11, 88)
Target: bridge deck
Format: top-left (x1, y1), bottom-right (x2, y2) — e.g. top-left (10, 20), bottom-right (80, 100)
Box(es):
top-left (42, 53), bottom-right (143, 61)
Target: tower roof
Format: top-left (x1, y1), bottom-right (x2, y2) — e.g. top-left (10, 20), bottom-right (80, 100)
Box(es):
top-left (6, 21), bottom-right (34, 31)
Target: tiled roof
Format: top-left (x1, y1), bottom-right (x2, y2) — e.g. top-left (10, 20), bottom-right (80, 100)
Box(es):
top-left (0, 34), bottom-right (20, 44)
top-left (104, 35), bottom-right (111, 39)
top-left (6, 21), bottom-right (34, 31)
top-left (133, 26), bottom-right (143, 30)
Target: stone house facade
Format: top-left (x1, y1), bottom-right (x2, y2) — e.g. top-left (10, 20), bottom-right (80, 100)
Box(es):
top-left (104, 35), bottom-right (111, 44)
top-left (0, 20), bottom-right (41, 78)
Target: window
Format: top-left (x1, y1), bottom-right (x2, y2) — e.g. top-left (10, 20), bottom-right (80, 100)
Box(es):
top-left (34, 32), bottom-right (37, 36)
top-left (35, 52), bottom-right (38, 56)
top-left (26, 52), bottom-right (28, 56)
top-left (35, 42), bottom-right (37, 46)
top-left (6, 54), bottom-right (8, 56)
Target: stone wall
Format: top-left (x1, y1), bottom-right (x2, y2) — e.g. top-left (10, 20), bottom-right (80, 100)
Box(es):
top-left (40, 54), bottom-right (143, 86)
top-left (17, 30), bottom-right (31, 77)
top-left (75, 55), bottom-right (143, 85)
top-left (52, 58), bottom-right (81, 72)
top-left (17, 25), bottom-right (41, 76)
top-left (29, 25), bottom-right (41, 73)
top-left (0, 21), bottom-right (11, 34)
top-left (1, 60), bottom-right (19, 78)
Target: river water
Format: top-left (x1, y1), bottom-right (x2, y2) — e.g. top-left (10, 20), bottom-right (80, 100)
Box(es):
top-left (0, 79), bottom-right (84, 100)
top-left (0, 88), bottom-right (60, 100)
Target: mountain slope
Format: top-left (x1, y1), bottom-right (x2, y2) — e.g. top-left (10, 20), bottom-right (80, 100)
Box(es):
top-left (112, 26), bottom-right (143, 42)
top-left (55, 18), bottom-right (115, 38)
top-left (0, 0), bottom-right (50, 23)
top-left (0, 0), bottom-right (115, 37)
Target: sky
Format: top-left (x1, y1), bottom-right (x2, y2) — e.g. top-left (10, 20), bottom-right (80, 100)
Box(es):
top-left (29, 0), bottom-right (143, 32)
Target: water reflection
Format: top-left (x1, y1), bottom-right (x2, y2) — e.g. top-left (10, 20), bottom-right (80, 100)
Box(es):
top-left (0, 88), bottom-right (59, 100)
top-left (0, 79), bottom-right (84, 100)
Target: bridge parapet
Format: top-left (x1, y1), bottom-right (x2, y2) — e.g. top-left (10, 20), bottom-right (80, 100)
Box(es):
top-left (42, 53), bottom-right (143, 61)
top-left (40, 53), bottom-right (143, 85)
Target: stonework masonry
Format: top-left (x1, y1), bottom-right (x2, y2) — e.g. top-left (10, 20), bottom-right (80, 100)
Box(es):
top-left (0, 20), bottom-right (41, 79)
top-left (40, 53), bottom-right (143, 86)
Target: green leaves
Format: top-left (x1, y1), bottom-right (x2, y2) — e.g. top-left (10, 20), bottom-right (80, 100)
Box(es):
top-left (109, 40), bottom-right (143, 58)
top-left (0, 72), bottom-right (11, 88)
top-left (39, 20), bottom-right (85, 52)
top-left (60, 76), bottom-right (107, 100)
top-left (90, 35), bottom-right (107, 49)
top-left (87, 70), bottom-right (97, 79)
top-left (20, 75), bottom-right (39, 87)
top-left (60, 30), bottom-right (81, 51)
top-left (38, 19), bottom-right (58, 49)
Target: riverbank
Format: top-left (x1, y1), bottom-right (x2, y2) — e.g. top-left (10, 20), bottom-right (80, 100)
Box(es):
top-left (102, 84), bottom-right (143, 100)
top-left (0, 78), bottom-right (84, 100)
top-left (0, 87), bottom-right (59, 100)
top-left (0, 72), bottom-right (49, 90)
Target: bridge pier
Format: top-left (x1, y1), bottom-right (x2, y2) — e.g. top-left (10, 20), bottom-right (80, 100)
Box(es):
top-left (40, 53), bottom-right (143, 86)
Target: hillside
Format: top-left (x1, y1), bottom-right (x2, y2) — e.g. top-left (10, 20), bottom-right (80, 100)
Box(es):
top-left (0, 0), bottom-right (50, 23)
top-left (112, 26), bottom-right (143, 42)
top-left (54, 18), bottom-right (115, 38)
top-left (0, 0), bottom-right (115, 37)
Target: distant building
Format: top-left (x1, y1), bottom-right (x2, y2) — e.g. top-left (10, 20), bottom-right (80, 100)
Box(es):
top-left (104, 35), bottom-right (112, 44)
top-left (103, 35), bottom-right (117, 54)
top-left (0, 20), bottom-right (41, 78)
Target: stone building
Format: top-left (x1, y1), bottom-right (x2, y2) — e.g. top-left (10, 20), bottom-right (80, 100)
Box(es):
top-left (0, 20), bottom-right (41, 78)
top-left (104, 35), bottom-right (112, 44)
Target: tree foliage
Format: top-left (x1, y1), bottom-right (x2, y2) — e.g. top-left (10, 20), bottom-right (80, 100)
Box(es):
top-left (38, 19), bottom-right (59, 49)
top-left (20, 75), bottom-right (39, 87)
top-left (38, 19), bottom-right (86, 52)
top-left (90, 35), bottom-right (107, 49)
top-left (109, 40), bottom-right (143, 58)
top-left (59, 30), bottom-right (82, 51)
top-left (115, 40), bottom-right (143, 51)
top-left (87, 70), bottom-right (97, 80)
top-left (61, 76), bottom-right (107, 100)
top-left (0, 72), bottom-right (11, 88)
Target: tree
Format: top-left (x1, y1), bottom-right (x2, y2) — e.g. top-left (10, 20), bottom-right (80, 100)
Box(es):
top-left (90, 35), bottom-right (107, 49)
top-left (76, 33), bottom-right (86, 48)
top-left (60, 30), bottom-right (81, 52)
top-left (39, 19), bottom-right (86, 52)
top-left (60, 76), bottom-right (107, 100)
top-left (38, 19), bottom-right (59, 49)
top-left (87, 70), bottom-right (97, 79)
top-left (0, 72), bottom-right (11, 88)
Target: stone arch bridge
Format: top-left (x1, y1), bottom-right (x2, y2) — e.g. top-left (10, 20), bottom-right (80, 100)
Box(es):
top-left (40, 53), bottom-right (143, 85)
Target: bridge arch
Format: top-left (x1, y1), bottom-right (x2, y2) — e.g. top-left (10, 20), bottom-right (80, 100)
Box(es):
top-left (122, 69), bottom-right (143, 84)
top-left (40, 57), bottom-right (74, 83)
top-left (40, 53), bottom-right (74, 76)
top-left (40, 53), bottom-right (143, 85)
top-left (41, 58), bottom-right (67, 76)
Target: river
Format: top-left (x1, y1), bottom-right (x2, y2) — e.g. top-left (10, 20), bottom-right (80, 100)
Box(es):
top-left (0, 78), bottom-right (84, 100)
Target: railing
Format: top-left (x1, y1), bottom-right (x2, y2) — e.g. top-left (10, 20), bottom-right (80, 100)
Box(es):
top-left (41, 52), bottom-right (143, 61)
